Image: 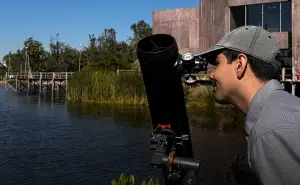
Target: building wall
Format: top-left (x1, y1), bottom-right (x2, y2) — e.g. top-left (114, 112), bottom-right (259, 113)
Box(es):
top-left (292, 0), bottom-right (300, 69)
top-left (152, 7), bottom-right (199, 54)
top-left (152, 0), bottom-right (231, 53)
top-left (152, 0), bottom-right (295, 68)
top-left (198, 0), bottom-right (289, 52)
top-left (228, 0), bottom-right (289, 6)
top-left (271, 32), bottom-right (290, 49)
top-left (199, 0), bottom-right (229, 52)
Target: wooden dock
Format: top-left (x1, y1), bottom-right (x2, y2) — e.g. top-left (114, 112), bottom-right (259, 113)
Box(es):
top-left (3, 67), bottom-right (300, 97)
top-left (280, 67), bottom-right (300, 96)
top-left (119, 68), bottom-right (300, 96)
top-left (189, 67), bottom-right (300, 96)
top-left (4, 72), bottom-right (73, 94)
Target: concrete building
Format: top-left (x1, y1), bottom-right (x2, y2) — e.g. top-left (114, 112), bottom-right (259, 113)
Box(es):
top-left (152, 0), bottom-right (296, 75)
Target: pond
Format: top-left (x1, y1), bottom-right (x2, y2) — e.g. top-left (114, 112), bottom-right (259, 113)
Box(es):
top-left (0, 87), bottom-right (249, 185)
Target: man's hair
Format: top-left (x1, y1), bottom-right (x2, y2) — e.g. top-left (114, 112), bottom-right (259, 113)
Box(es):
top-left (221, 49), bottom-right (281, 81)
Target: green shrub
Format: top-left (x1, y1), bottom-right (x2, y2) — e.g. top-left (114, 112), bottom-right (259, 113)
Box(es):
top-left (67, 69), bottom-right (147, 105)
top-left (111, 173), bottom-right (161, 185)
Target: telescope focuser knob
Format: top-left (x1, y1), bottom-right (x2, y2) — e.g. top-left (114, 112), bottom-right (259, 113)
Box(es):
top-left (175, 135), bottom-right (190, 145)
top-left (181, 134), bottom-right (190, 141)
top-left (176, 134), bottom-right (190, 141)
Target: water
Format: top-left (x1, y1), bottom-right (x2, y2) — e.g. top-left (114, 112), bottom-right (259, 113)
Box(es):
top-left (0, 87), bottom-right (248, 185)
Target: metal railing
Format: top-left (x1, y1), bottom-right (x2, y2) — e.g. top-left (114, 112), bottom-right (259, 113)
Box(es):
top-left (117, 68), bottom-right (300, 82)
top-left (281, 67), bottom-right (300, 82)
top-left (5, 72), bottom-right (74, 80)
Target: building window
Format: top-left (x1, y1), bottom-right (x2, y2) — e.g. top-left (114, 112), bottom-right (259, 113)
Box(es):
top-left (281, 1), bottom-right (291, 32)
top-left (229, 2), bottom-right (291, 32)
top-left (263, 2), bottom-right (280, 32)
top-left (230, 6), bottom-right (245, 31)
top-left (247, 4), bottom-right (262, 27)
top-left (280, 49), bottom-right (292, 68)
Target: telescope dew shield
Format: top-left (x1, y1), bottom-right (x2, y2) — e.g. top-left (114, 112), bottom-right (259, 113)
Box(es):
top-left (136, 34), bottom-right (194, 158)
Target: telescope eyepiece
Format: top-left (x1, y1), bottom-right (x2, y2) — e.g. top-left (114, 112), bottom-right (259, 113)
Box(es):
top-left (181, 53), bottom-right (195, 74)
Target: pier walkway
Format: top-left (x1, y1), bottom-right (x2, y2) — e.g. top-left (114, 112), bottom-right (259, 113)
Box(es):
top-left (4, 72), bottom-right (73, 94)
top-left (3, 67), bottom-right (300, 96)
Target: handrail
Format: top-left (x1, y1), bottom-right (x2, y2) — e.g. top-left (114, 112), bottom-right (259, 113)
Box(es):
top-left (117, 68), bottom-right (300, 82)
top-left (281, 67), bottom-right (300, 82)
top-left (5, 72), bottom-right (74, 80)
top-left (8, 69), bottom-right (296, 81)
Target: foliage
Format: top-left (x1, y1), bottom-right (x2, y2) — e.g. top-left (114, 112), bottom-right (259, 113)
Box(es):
top-left (67, 69), bottom-right (229, 109)
top-left (67, 70), bottom-right (147, 104)
top-left (2, 20), bottom-right (152, 73)
top-left (111, 173), bottom-right (161, 185)
top-left (0, 63), bottom-right (6, 80)
top-left (24, 37), bottom-right (48, 71)
top-left (127, 20), bottom-right (152, 60)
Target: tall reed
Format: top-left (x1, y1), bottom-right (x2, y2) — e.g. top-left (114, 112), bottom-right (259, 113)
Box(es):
top-left (67, 70), bottom-right (147, 104)
top-left (67, 70), bottom-right (232, 110)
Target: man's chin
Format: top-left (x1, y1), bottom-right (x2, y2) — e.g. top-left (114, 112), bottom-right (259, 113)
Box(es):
top-left (214, 97), bottom-right (231, 105)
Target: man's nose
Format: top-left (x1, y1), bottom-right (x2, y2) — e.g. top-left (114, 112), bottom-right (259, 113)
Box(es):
top-left (209, 71), bottom-right (214, 80)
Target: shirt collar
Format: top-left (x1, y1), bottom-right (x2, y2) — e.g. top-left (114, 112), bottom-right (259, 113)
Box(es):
top-left (245, 79), bottom-right (284, 137)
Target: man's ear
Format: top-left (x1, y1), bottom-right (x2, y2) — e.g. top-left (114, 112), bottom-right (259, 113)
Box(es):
top-left (236, 54), bottom-right (247, 79)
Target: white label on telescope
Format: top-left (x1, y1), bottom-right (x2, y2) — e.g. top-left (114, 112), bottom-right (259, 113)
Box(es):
top-left (182, 53), bottom-right (194, 61)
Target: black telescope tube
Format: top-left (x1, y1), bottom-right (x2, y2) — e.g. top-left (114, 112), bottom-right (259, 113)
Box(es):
top-left (161, 156), bottom-right (201, 171)
top-left (136, 34), bottom-right (194, 158)
top-left (173, 157), bottom-right (201, 171)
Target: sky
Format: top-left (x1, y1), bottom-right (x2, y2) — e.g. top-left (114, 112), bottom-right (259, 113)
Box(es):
top-left (0, 0), bottom-right (199, 62)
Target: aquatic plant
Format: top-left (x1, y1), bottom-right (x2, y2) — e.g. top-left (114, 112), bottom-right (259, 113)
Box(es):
top-left (111, 173), bottom-right (161, 185)
top-left (67, 69), bottom-right (232, 110)
top-left (67, 69), bottom-right (147, 105)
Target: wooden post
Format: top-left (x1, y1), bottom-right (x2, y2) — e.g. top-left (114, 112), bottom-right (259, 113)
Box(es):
top-left (14, 73), bottom-right (17, 91)
top-left (292, 67), bottom-right (296, 82)
top-left (4, 72), bottom-right (7, 90)
top-left (282, 67), bottom-right (285, 81)
top-left (39, 72), bottom-right (42, 92)
top-left (27, 73), bottom-right (30, 93)
top-left (52, 72), bottom-right (54, 94)
top-left (66, 72), bottom-right (68, 94)
top-left (292, 83), bottom-right (296, 95)
top-left (15, 78), bottom-right (17, 91)
top-left (57, 73), bottom-right (59, 94)
top-left (51, 73), bottom-right (54, 101)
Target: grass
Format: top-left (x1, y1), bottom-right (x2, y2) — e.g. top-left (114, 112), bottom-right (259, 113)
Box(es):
top-left (67, 69), bottom-right (232, 109)
top-left (67, 70), bottom-right (147, 105)
top-left (111, 173), bottom-right (161, 185)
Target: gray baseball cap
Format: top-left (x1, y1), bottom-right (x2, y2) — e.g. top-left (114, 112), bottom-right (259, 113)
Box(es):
top-left (198, 25), bottom-right (282, 69)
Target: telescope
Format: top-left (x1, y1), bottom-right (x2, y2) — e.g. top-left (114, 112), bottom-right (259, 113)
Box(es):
top-left (136, 34), bottom-right (209, 185)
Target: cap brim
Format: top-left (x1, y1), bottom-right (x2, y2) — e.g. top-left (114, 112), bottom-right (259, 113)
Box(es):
top-left (197, 45), bottom-right (224, 65)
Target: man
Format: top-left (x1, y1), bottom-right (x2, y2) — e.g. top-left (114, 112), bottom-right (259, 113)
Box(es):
top-left (198, 25), bottom-right (300, 184)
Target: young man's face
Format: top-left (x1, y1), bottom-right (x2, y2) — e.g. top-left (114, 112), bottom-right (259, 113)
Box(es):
top-left (209, 52), bottom-right (239, 104)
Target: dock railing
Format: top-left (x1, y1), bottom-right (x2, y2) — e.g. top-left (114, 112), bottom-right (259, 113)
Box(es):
top-left (5, 72), bottom-right (74, 80)
top-left (281, 67), bottom-right (300, 82)
top-left (117, 68), bottom-right (300, 83)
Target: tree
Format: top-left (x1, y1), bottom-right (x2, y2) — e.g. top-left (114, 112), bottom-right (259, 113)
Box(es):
top-left (3, 50), bottom-right (24, 73)
top-left (1, 19), bottom-right (152, 73)
top-left (95, 28), bottom-right (131, 70)
top-left (128, 20), bottom-right (152, 62)
top-left (130, 20), bottom-right (152, 45)
top-left (23, 37), bottom-right (48, 72)
top-left (87, 34), bottom-right (99, 64)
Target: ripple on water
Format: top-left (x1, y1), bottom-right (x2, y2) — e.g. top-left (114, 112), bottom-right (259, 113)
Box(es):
top-left (0, 88), bottom-right (247, 185)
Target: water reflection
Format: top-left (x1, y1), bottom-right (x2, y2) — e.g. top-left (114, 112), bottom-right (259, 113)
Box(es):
top-left (2, 88), bottom-right (251, 185)
top-left (66, 103), bottom-right (152, 129)
top-left (66, 102), bottom-right (249, 185)
top-left (66, 101), bottom-right (246, 132)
